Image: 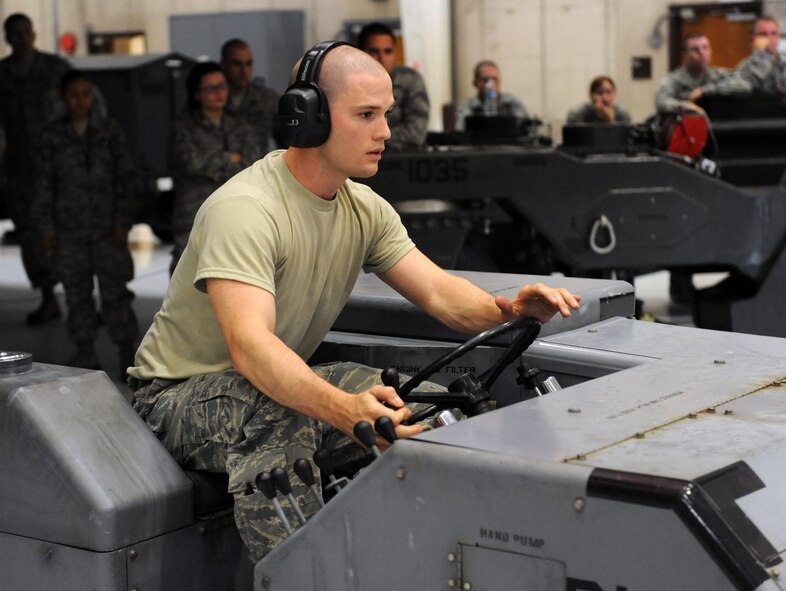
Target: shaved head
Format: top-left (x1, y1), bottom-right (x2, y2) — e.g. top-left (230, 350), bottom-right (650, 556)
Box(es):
top-left (305, 44), bottom-right (388, 103)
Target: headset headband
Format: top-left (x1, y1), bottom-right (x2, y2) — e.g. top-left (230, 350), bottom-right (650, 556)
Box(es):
top-left (292, 41), bottom-right (349, 89)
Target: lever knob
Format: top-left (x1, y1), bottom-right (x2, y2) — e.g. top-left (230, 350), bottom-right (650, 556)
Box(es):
top-left (313, 448), bottom-right (334, 477)
top-left (353, 420), bottom-right (377, 449)
top-left (293, 458), bottom-right (316, 487)
top-left (374, 416), bottom-right (397, 443)
top-left (255, 472), bottom-right (276, 500)
top-left (381, 367), bottom-right (401, 393)
top-left (271, 467), bottom-right (292, 496)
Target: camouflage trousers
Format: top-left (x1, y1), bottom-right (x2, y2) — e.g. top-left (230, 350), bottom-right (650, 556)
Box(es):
top-left (58, 235), bottom-right (138, 345)
top-left (132, 361), bottom-right (446, 562)
top-left (6, 176), bottom-right (58, 289)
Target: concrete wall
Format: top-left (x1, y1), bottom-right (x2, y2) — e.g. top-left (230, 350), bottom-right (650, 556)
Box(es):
top-left (2, 0), bottom-right (784, 140)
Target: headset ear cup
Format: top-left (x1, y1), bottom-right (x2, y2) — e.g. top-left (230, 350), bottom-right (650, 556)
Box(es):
top-left (278, 85), bottom-right (331, 148)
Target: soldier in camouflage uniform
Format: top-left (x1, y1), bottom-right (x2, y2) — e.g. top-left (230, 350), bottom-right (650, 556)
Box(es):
top-left (0, 13), bottom-right (69, 324)
top-left (169, 61), bottom-right (264, 273)
top-left (357, 22), bottom-right (430, 151)
top-left (736, 16), bottom-right (786, 94)
top-left (32, 70), bottom-right (138, 376)
top-left (128, 44), bottom-right (580, 562)
top-left (655, 33), bottom-right (751, 116)
top-left (455, 60), bottom-right (530, 131)
top-left (221, 38), bottom-right (281, 152)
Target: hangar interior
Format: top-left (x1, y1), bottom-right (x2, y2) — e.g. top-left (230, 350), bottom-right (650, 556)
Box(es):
top-left (2, 0), bottom-right (786, 590)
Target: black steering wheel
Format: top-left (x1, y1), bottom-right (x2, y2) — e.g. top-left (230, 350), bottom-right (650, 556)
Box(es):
top-left (381, 316), bottom-right (541, 419)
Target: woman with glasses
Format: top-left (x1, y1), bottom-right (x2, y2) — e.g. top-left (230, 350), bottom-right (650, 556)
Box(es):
top-left (566, 75), bottom-right (631, 124)
top-left (168, 61), bottom-right (263, 273)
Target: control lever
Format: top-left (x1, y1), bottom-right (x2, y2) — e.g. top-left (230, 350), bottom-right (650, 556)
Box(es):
top-left (271, 467), bottom-right (307, 525)
top-left (516, 362), bottom-right (562, 396)
top-left (353, 420), bottom-right (381, 458)
top-left (313, 448), bottom-right (344, 493)
top-left (293, 458), bottom-right (325, 508)
top-left (381, 367), bottom-right (401, 394)
top-left (374, 416), bottom-right (397, 444)
top-left (255, 472), bottom-right (293, 534)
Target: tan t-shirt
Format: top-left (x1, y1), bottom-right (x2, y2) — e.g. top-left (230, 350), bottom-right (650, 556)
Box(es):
top-left (130, 150), bottom-right (414, 380)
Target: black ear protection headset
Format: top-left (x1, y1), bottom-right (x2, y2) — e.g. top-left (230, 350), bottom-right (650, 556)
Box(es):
top-left (278, 41), bottom-right (349, 148)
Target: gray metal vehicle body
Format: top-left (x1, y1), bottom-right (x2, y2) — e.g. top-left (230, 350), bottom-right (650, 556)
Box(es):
top-left (361, 146), bottom-right (786, 337)
top-left (2, 272), bottom-right (785, 590)
top-left (260, 273), bottom-right (786, 591)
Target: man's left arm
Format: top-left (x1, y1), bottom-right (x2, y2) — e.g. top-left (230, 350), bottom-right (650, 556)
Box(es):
top-left (378, 248), bottom-right (580, 334)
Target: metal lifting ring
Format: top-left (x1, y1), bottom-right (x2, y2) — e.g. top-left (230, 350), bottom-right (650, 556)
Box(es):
top-left (589, 214), bottom-right (617, 255)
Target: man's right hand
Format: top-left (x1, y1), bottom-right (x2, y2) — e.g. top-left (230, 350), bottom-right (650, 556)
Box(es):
top-left (341, 386), bottom-right (423, 450)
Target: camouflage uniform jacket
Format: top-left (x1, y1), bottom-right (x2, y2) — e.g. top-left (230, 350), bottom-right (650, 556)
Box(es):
top-left (32, 111), bottom-right (137, 239)
top-left (387, 66), bottom-right (430, 151)
top-left (655, 66), bottom-right (752, 115)
top-left (455, 91), bottom-right (530, 131)
top-left (566, 102), bottom-right (632, 124)
top-left (0, 50), bottom-right (70, 174)
top-left (736, 50), bottom-right (786, 94)
top-left (169, 109), bottom-right (263, 199)
top-left (224, 81), bottom-right (279, 152)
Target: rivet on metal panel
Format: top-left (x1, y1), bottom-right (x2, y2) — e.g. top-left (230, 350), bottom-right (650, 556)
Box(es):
top-left (448, 578), bottom-right (457, 588)
top-left (714, 359), bottom-right (726, 365)
top-left (44, 547), bottom-right (54, 559)
top-left (575, 454), bottom-right (586, 460)
top-left (129, 549), bottom-right (138, 561)
top-left (724, 409), bottom-right (734, 415)
top-left (261, 575), bottom-right (272, 589)
top-left (635, 432), bottom-right (645, 439)
top-left (448, 553), bottom-right (455, 562)
top-left (199, 526), bottom-right (206, 535)
top-left (464, 583), bottom-right (472, 590)
top-left (706, 407), bottom-right (716, 413)
top-left (574, 497), bottom-right (586, 512)
top-left (396, 466), bottom-right (407, 480)
top-left (688, 413), bottom-right (697, 419)
top-left (771, 568), bottom-right (780, 579)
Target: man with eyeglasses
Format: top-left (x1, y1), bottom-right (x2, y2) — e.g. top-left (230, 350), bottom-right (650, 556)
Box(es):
top-left (357, 22), bottom-right (430, 151)
top-left (168, 61), bottom-right (264, 272)
top-left (455, 60), bottom-right (529, 131)
top-left (220, 38), bottom-right (280, 152)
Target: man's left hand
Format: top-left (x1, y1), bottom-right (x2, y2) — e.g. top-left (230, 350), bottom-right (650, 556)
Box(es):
top-left (495, 283), bottom-right (581, 323)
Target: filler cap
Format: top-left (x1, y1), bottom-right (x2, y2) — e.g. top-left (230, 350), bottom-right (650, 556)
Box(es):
top-left (0, 351), bottom-right (33, 375)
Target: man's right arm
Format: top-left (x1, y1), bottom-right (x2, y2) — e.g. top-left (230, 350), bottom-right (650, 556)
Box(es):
top-left (206, 277), bottom-right (421, 446)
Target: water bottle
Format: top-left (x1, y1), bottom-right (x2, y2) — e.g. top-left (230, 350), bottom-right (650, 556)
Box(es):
top-left (483, 78), bottom-right (498, 116)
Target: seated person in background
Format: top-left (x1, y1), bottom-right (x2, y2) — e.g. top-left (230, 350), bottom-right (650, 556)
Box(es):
top-left (655, 33), bottom-right (751, 116)
top-left (736, 15), bottom-right (786, 93)
top-left (357, 22), bottom-right (430, 151)
top-left (566, 75), bottom-right (631, 124)
top-left (455, 60), bottom-right (529, 131)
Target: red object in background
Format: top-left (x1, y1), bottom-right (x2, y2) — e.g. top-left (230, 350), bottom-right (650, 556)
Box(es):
top-left (660, 112), bottom-right (709, 158)
top-left (59, 33), bottom-right (77, 55)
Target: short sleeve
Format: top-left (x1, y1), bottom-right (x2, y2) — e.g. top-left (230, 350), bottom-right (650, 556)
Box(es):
top-left (191, 194), bottom-right (280, 295)
top-left (362, 194), bottom-right (415, 274)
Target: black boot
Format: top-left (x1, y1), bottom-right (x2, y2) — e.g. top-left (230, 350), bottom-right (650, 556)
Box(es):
top-left (26, 286), bottom-right (62, 325)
